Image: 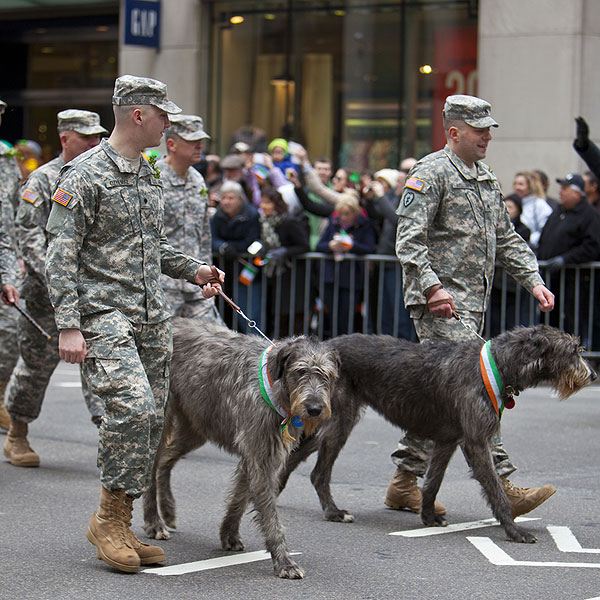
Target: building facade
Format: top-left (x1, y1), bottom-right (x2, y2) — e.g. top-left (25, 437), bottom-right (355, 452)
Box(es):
top-left (0, 0), bottom-right (598, 195)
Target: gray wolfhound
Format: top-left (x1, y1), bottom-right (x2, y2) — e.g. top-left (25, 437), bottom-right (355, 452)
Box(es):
top-left (143, 320), bottom-right (340, 578)
top-left (279, 325), bottom-right (595, 544)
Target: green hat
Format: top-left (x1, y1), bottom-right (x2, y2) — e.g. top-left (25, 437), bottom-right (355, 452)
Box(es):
top-left (168, 114), bottom-right (210, 141)
top-left (112, 75), bottom-right (182, 115)
top-left (443, 95), bottom-right (499, 128)
top-left (57, 109), bottom-right (108, 135)
top-left (268, 138), bottom-right (288, 153)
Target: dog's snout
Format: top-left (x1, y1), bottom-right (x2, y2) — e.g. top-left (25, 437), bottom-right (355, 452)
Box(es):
top-left (306, 403), bottom-right (323, 417)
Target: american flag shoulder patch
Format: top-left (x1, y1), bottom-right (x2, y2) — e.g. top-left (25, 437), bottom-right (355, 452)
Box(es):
top-left (22, 189), bottom-right (38, 204)
top-left (405, 177), bottom-right (425, 191)
top-left (52, 188), bottom-right (73, 207)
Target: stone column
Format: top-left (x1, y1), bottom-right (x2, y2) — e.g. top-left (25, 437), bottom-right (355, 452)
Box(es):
top-left (119, 0), bottom-right (209, 116)
top-left (478, 0), bottom-right (600, 195)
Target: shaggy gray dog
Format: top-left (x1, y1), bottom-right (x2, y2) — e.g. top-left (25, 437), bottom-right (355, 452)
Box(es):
top-left (143, 320), bottom-right (340, 579)
top-left (279, 325), bottom-right (595, 543)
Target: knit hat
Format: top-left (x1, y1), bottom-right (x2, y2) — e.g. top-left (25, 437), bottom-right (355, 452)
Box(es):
top-left (374, 168), bottom-right (400, 189)
top-left (268, 138), bottom-right (288, 154)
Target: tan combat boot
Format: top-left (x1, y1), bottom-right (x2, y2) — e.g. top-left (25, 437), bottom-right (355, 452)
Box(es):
top-left (385, 468), bottom-right (447, 515)
top-left (122, 494), bottom-right (166, 565)
top-left (501, 476), bottom-right (556, 518)
top-left (0, 379), bottom-right (11, 431)
top-left (3, 419), bottom-right (40, 467)
top-left (86, 487), bottom-right (141, 573)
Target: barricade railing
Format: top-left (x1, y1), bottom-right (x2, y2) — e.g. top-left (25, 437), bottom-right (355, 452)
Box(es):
top-left (213, 254), bottom-right (600, 358)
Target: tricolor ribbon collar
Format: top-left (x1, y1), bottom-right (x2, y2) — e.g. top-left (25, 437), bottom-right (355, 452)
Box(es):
top-left (258, 345), bottom-right (302, 435)
top-left (479, 340), bottom-right (514, 418)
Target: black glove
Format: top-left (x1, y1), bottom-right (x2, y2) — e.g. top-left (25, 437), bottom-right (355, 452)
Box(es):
top-left (546, 255), bottom-right (565, 273)
top-left (574, 117), bottom-right (589, 151)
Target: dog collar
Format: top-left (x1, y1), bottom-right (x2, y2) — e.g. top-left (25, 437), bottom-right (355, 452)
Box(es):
top-left (258, 345), bottom-right (303, 438)
top-left (480, 340), bottom-right (514, 418)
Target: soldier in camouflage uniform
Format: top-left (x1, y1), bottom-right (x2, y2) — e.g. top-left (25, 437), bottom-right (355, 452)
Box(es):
top-left (386, 95), bottom-right (557, 519)
top-left (0, 99), bottom-right (23, 432)
top-left (44, 76), bottom-right (224, 573)
top-left (159, 114), bottom-right (224, 324)
top-left (3, 110), bottom-right (108, 469)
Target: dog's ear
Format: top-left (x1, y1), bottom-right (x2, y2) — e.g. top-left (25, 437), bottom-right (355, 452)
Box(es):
top-left (272, 343), bottom-right (293, 380)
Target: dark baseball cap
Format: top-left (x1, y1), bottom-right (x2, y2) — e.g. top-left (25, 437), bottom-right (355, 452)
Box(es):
top-left (556, 173), bottom-right (585, 194)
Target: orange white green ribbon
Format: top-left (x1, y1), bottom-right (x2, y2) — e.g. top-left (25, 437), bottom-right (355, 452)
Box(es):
top-left (258, 345), bottom-right (302, 439)
top-left (480, 340), bottom-right (505, 418)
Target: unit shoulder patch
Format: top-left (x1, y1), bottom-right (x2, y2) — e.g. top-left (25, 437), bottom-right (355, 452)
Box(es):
top-left (52, 188), bottom-right (73, 207)
top-left (405, 177), bottom-right (425, 191)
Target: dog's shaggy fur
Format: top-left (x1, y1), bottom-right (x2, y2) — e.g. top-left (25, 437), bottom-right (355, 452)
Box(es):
top-left (142, 320), bottom-right (340, 579)
top-left (279, 325), bottom-right (595, 543)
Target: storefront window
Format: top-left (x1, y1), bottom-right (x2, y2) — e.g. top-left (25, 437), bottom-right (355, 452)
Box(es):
top-left (0, 15), bottom-right (117, 159)
top-left (210, 0), bottom-right (477, 171)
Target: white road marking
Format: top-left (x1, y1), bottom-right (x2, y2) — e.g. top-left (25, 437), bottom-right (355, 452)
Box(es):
top-left (389, 516), bottom-right (539, 537)
top-left (547, 526), bottom-right (600, 554)
top-left (142, 550), bottom-right (301, 576)
top-left (53, 382), bottom-right (82, 388)
top-left (467, 536), bottom-right (600, 568)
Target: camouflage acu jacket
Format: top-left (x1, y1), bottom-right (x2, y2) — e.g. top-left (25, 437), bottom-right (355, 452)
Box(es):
top-left (0, 143), bottom-right (21, 286)
top-left (45, 139), bottom-right (205, 330)
top-left (16, 155), bottom-right (65, 283)
top-left (156, 157), bottom-right (212, 296)
top-left (395, 145), bottom-right (544, 312)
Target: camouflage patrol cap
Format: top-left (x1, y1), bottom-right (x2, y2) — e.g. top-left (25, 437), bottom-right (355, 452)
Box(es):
top-left (443, 94), bottom-right (499, 128)
top-left (0, 99), bottom-right (6, 114)
top-left (57, 109), bottom-right (108, 135)
top-left (112, 75), bottom-right (182, 115)
top-left (168, 114), bottom-right (210, 141)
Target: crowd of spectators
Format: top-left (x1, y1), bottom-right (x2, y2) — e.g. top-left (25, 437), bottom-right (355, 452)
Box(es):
top-left (7, 120), bottom-right (600, 346)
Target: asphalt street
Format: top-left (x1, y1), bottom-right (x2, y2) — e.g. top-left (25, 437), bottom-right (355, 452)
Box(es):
top-left (1, 363), bottom-right (599, 600)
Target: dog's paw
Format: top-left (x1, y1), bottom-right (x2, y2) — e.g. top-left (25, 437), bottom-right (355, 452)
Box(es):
top-left (221, 536), bottom-right (245, 552)
top-left (324, 509), bottom-right (355, 523)
top-left (422, 513), bottom-right (448, 527)
top-left (163, 516), bottom-right (177, 529)
top-left (509, 527), bottom-right (537, 544)
top-left (144, 523), bottom-right (171, 540)
top-left (277, 562), bottom-right (304, 579)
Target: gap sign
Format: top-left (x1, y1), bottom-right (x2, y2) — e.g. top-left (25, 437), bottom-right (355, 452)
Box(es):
top-left (124, 0), bottom-right (161, 48)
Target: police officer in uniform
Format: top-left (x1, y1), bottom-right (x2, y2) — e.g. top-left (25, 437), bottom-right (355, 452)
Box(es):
top-left (386, 94), bottom-right (557, 519)
top-left (45, 76), bottom-right (223, 573)
top-left (4, 110), bottom-right (108, 469)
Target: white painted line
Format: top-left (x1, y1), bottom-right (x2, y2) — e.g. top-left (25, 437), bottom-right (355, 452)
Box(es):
top-left (142, 550), bottom-right (301, 576)
top-left (583, 597), bottom-right (600, 600)
top-left (389, 516), bottom-right (539, 537)
top-left (548, 526), bottom-right (600, 554)
top-left (467, 536), bottom-right (600, 568)
top-left (53, 382), bottom-right (82, 388)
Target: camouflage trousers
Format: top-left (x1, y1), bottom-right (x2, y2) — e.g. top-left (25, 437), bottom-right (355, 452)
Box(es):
top-left (81, 311), bottom-right (172, 498)
top-left (0, 295), bottom-right (19, 383)
top-left (6, 289), bottom-right (103, 422)
top-left (391, 307), bottom-right (517, 478)
top-left (164, 288), bottom-right (225, 325)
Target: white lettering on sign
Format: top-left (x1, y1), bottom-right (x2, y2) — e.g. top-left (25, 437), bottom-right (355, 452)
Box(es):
top-left (131, 8), bottom-right (158, 38)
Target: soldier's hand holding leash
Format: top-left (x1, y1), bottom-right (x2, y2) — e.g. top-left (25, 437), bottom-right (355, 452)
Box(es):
top-left (0, 283), bottom-right (19, 306)
top-left (195, 264), bottom-right (225, 298)
top-left (426, 284), bottom-right (455, 318)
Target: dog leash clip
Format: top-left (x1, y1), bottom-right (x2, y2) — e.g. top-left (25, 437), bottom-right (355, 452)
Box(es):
top-left (452, 310), bottom-right (487, 343)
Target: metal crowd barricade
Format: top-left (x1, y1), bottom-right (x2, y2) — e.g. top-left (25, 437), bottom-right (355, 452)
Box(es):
top-left (213, 255), bottom-right (600, 359)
